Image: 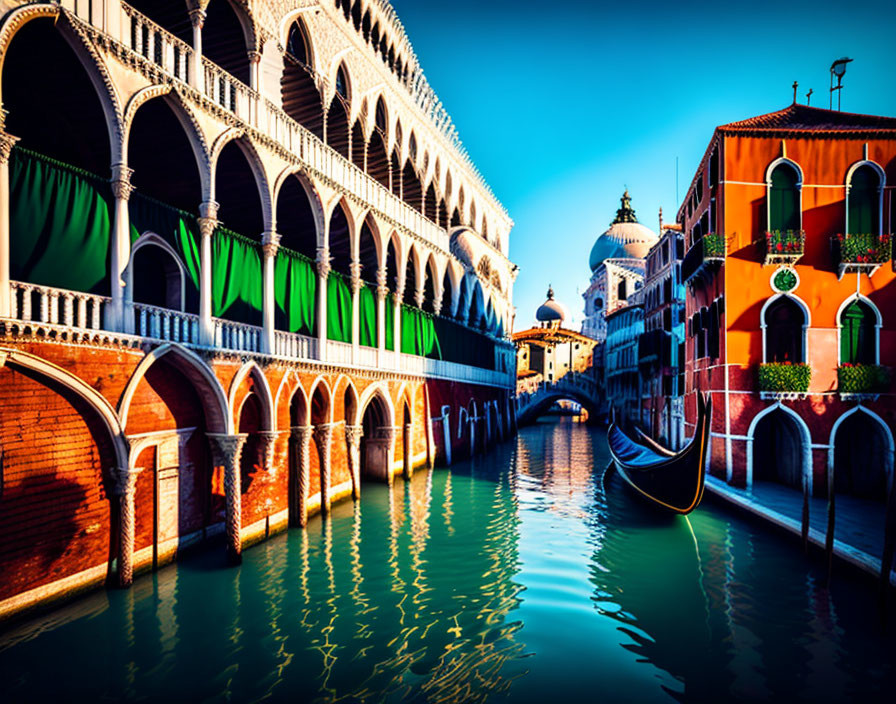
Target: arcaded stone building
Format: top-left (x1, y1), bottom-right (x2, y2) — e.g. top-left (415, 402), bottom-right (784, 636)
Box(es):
top-left (0, 0), bottom-right (516, 621)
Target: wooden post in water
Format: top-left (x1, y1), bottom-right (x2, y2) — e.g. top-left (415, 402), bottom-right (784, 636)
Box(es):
top-left (801, 470), bottom-right (810, 552)
top-left (825, 457), bottom-right (836, 584)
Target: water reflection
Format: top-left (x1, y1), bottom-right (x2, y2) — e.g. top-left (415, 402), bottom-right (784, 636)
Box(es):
top-left (1, 419), bottom-right (894, 703)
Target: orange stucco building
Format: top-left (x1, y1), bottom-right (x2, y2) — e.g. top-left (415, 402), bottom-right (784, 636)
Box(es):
top-left (679, 103), bottom-right (895, 509)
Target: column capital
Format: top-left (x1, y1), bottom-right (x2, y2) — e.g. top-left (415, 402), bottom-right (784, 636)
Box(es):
top-left (199, 199), bottom-right (219, 220)
top-left (291, 424), bottom-right (314, 441)
top-left (313, 422), bottom-right (333, 447)
top-left (0, 130), bottom-right (20, 165)
top-left (109, 466), bottom-right (142, 497)
top-left (248, 50), bottom-right (262, 65)
top-left (188, 7), bottom-right (206, 28)
top-left (433, 290), bottom-right (444, 316)
top-left (256, 430), bottom-right (279, 472)
top-left (376, 267), bottom-right (389, 300)
top-left (414, 286), bottom-right (425, 309)
top-left (316, 247), bottom-right (331, 278)
top-left (110, 163), bottom-right (135, 201)
top-left (262, 230), bottom-right (281, 258)
top-left (379, 426), bottom-right (396, 442)
top-left (349, 260), bottom-right (362, 292)
top-left (207, 433), bottom-right (247, 467)
top-left (345, 424), bottom-right (364, 448)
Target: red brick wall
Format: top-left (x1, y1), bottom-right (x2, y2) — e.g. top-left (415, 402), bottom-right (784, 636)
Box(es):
top-left (0, 366), bottom-right (114, 601)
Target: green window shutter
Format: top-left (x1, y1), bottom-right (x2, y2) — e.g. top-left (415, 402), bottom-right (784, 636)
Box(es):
top-left (847, 165), bottom-right (880, 235)
top-left (840, 300), bottom-right (876, 364)
top-left (384, 297), bottom-right (394, 350)
top-left (769, 163), bottom-right (800, 232)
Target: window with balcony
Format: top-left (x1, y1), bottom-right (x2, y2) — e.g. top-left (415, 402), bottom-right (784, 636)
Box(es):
top-left (847, 164), bottom-right (882, 236)
top-left (768, 162), bottom-right (801, 232)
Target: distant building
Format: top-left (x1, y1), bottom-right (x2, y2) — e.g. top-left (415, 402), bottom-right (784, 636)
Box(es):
top-left (679, 103), bottom-right (896, 512)
top-left (605, 299), bottom-right (644, 426)
top-left (638, 216), bottom-right (686, 448)
top-left (514, 288), bottom-right (597, 394)
top-left (581, 191), bottom-right (658, 342)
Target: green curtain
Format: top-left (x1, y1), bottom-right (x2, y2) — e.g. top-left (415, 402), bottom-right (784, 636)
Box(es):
top-left (326, 270), bottom-right (353, 343)
top-left (400, 304), bottom-right (442, 359)
top-left (212, 227), bottom-right (263, 325)
top-left (848, 165), bottom-right (880, 235)
top-left (769, 163), bottom-right (800, 232)
top-left (359, 282), bottom-right (377, 348)
top-left (128, 191), bottom-right (201, 310)
top-left (274, 247), bottom-right (316, 336)
top-left (840, 300), bottom-right (876, 364)
top-left (9, 147), bottom-right (112, 294)
top-left (385, 296), bottom-right (395, 350)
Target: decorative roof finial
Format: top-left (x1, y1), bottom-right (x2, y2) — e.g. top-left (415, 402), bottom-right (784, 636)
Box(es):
top-left (612, 190), bottom-right (638, 225)
top-left (546, 285), bottom-right (554, 300)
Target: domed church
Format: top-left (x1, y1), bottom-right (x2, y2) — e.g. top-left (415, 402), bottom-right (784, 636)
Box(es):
top-left (581, 191), bottom-right (657, 341)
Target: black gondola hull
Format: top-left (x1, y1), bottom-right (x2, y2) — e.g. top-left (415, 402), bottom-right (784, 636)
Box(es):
top-left (607, 393), bottom-right (711, 515)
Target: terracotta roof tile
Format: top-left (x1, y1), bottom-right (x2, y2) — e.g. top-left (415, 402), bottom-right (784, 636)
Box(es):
top-left (719, 104), bottom-right (896, 134)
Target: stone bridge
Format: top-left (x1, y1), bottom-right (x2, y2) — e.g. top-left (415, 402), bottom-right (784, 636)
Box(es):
top-left (516, 372), bottom-right (603, 427)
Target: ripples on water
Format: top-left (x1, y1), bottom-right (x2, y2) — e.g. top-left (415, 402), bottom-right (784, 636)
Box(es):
top-left (1, 418), bottom-right (894, 703)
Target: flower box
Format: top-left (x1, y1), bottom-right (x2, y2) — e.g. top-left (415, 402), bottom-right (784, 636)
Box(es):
top-left (758, 362), bottom-right (811, 393)
top-left (682, 234), bottom-right (725, 283)
top-left (763, 230), bottom-right (805, 266)
top-left (832, 233), bottom-right (891, 279)
top-left (837, 364), bottom-right (891, 394)
top-left (703, 233), bottom-right (726, 259)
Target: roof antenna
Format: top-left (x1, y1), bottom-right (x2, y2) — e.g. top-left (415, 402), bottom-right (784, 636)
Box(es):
top-left (792, 81), bottom-right (799, 105)
top-left (806, 88), bottom-right (813, 106)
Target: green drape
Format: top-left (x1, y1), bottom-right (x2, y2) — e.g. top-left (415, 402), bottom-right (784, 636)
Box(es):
top-left (769, 163), bottom-right (800, 232)
top-left (385, 297), bottom-right (395, 350)
top-left (848, 165), bottom-right (880, 235)
top-left (840, 300), bottom-right (876, 364)
top-left (274, 247), bottom-right (316, 335)
top-left (359, 282), bottom-right (377, 348)
top-left (400, 305), bottom-right (442, 359)
top-left (9, 147), bottom-right (112, 294)
top-left (212, 227), bottom-right (263, 325)
top-left (326, 271), bottom-right (353, 343)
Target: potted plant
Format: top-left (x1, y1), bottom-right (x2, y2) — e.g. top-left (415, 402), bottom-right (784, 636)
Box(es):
top-left (758, 362), bottom-right (811, 393)
top-left (837, 363), bottom-right (891, 393)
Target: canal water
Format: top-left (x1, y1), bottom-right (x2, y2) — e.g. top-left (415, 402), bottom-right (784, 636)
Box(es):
top-left (2, 419), bottom-right (894, 703)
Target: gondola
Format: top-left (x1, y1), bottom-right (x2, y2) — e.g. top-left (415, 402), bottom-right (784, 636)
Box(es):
top-left (606, 392), bottom-right (711, 514)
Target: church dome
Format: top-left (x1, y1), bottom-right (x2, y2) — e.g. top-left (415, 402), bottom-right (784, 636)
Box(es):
top-left (536, 287), bottom-right (569, 324)
top-left (589, 191), bottom-right (659, 271)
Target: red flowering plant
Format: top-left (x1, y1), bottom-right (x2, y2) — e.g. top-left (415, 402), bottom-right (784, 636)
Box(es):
top-left (765, 230), bottom-right (805, 255)
top-left (834, 233), bottom-right (891, 265)
top-left (758, 362), bottom-right (811, 392)
top-left (837, 363), bottom-right (891, 393)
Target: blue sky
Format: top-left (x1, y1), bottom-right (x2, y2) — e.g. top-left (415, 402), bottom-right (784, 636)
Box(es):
top-left (390, 0), bottom-right (896, 329)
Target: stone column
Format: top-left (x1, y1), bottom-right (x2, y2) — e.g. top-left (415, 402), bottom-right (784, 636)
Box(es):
top-left (247, 50), bottom-right (261, 126)
top-left (290, 425), bottom-right (313, 527)
top-left (261, 231), bottom-right (280, 355)
top-left (316, 247), bottom-right (330, 359)
top-left (256, 430), bottom-right (279, 473)
top-left (393, 272), bottom-right (405, 368)
top-left (198, 201), bottom-right (219, 346)
top-left (403, 421), bottom-right (413, 479)
top-left (350, 260), bottom-right (361, 362)
top-left (441, 407), bottom-right (453, 465)
top-left (189, 8), bottom-right (206, 91)
top-left (313, 423), bottom-right (333, 514)
top-left (433, 289), bottom-right (444, 317)
top-left (0, 124), bottom-right (19, 319)
top-left (110, 164), bottom-right (134, 333)
top-left (414, 283), bottom-right (425, 311)
top-left (380, 425), bottom-right (397, 485)
top-left (376, 267), bottom-right (388, 362)
top-left (111, 466), bottom-right (142, 588)
top-left (345, 425), bottom-right (363, 500)
top-left (208, 433), bottom-right (247, 564)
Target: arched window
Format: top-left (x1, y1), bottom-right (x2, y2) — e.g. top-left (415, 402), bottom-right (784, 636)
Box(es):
top-left (768, 162), bottom-right (800, 231)
top-left (764, 296), bottom-right (805, 363)
top-left (617, 278), bottom-right (627, 301)
top-left (839, 299), bottom-right (877, 364)
top-left (335, 65), bottom-right (348, 100)
top-left (847, 164), bottom-right (882, 235)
